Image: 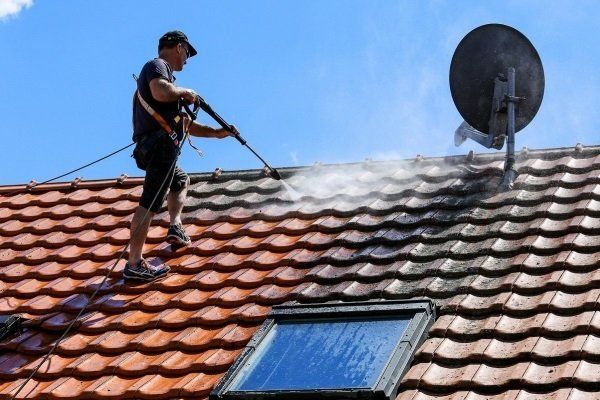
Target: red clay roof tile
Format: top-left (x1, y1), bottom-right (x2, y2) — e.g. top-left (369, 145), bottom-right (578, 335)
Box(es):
top-left (522, 360), bottom-right (580, 386)
top-left (572, 360), bottom-right (600, 387)
top-left (1, 146), bottom-right (599, 399)
top-left (532, 335), bottom-right (588, 360)
top-left (541, 312), bottom-right (596, 336)
top-left (580, 334), bottom-right (600, 358)
top-left (179, 373), bottom-right (223, 397)
top-left (471, 362), bottom-right (530, 388)
top-left (420, 363), bottom-right (481, 389)
top-left (137, 373), bottom-right (194, 398)
top-left (3, 378), bottom-right (56, 399)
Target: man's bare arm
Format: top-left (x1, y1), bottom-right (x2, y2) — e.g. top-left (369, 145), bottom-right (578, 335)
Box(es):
top-left (148, 78), bottom-right (231, 139)
top-left (149, 78), bottom-right (197, 104)
top-left (188, 122), bottom-right (231, 139)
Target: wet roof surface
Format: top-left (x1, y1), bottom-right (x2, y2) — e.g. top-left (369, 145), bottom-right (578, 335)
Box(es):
top-left (0, 145), bottom-right (599, 399)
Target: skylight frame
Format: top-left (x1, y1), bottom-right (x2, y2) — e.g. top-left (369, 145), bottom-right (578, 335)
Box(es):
top-left (210, 299), bottom-right (435, 400)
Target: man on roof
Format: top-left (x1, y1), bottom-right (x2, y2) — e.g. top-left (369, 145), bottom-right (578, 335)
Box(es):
top-left (126, 30), bottom-right (231, 281)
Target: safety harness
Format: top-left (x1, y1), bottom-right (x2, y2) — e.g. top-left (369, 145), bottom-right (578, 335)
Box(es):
top-left (133, 86), bottom-right (203, 158)
top-left (135, 90), bottom-right (186, 146)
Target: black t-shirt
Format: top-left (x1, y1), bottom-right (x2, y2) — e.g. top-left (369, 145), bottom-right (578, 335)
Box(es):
top-left (132, 58), bottom-right (179, 141)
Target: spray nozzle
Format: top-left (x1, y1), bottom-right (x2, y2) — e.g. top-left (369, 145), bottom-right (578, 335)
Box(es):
top-left (269, 167), bottom-right (282, 180)
top-left (263, 165), bottom-right (281, 180)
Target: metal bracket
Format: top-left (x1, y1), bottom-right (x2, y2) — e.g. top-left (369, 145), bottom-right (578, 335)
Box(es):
top-left (505, 95), bottom-right (525, 103)
top-left (500, 67), bottom-right (518, 191)
top-left (454, 74), bottom-right (510, 151)
top-left (0, 315), bottom-right (24, 341)
top-left (455, 69), bottom-right (524, 191)
top-left (487, 74), bottom-right (508, 150)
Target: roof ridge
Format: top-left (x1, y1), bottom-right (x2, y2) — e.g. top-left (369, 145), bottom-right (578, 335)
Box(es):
top-left (1, 143), bottom-right (598, 193)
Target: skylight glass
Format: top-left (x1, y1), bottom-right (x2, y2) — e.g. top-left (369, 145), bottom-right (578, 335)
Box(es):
top-left (231, 317), bottom-right (410, 391)
top-left (211, 300), bottom-right (435, 400)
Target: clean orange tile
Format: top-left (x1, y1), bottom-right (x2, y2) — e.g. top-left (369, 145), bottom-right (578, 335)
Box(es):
top-left (138, 291), bottom-right (177, 311)
top-left (114, 351), bottom-right (164, 376)
top-left (230, 235), bottom-right (268, 251)
top-left (175, 326), bottom-right (225, 350)
top-left (45, 377), bottom-right (97, 399)
top-left (136, 373), bottom-right (189, 398)
top-left (157, 308), bottom-right (197, 329)
top-left (58, 333), bottom-right (100, 355)
top-left (180, 372), bottom-right (223, 397)
top-left (203, 348), bottom-right (242, 372)
top-left (195, 306), bottom-right (236, 325)
top-left (157, 350), bottom-right (202, 374)
top-left (236, 303), bottom-right (271, 322)
top-left (22, 295), bottom-right (64, 313)
top-left (235, 268), bottom-right (272, 286)
top-left (212, 286), bottom-right (256, 306)
top-left (134, 329), bottom-right (178, 352)
top-left (221, 324), bottom-right (258, 346)
top-left (94, 330), bottom-right (139, 354)
top-left (178, 288), bottom-right (215, 308)
top-left (69, 353), bottom-right (117, 378)
top-left (3, 377), bottom-right (56, 399)
top-left (35, 261), bottom-right (70, 278)
top-left (91, 375), bottom-right (152, 398)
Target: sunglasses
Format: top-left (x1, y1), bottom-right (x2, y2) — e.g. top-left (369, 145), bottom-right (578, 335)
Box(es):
top-left (179, 43), bottom-right (190, 58)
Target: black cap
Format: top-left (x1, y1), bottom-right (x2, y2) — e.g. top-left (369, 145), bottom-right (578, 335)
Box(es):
top-left (159, 30), bottom-right (198, 57)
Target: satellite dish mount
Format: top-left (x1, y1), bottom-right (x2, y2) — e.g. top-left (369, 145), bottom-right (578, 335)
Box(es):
top-left (488, 67), bottom-right (525, 186)
top-left (450, 24), bottom-right (545, 190)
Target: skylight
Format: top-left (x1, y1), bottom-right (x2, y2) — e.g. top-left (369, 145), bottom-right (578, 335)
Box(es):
top-left (211, 300), bottom-right (435, 400)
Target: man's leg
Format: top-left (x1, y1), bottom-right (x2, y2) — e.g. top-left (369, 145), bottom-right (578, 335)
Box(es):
top-left (125, 202), bottom-right (169, 280)
top-left (167, 175), bottom-right (189, 227)
top-left (166, 167), bottom-right (191, 246)
top-left (128, 205), bottom-right (155, 265)
top-left (125, 135), bottom-right (173, 279)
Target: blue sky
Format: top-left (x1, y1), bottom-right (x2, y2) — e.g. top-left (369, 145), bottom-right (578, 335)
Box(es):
top-left (0, 0), bottom-right (598, 185)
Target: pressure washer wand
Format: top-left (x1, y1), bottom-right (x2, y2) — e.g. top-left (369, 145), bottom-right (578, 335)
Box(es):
top-left (195, 97), bottom-right (282, 180)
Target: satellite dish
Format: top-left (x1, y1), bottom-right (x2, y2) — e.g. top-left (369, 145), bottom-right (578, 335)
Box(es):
top-left (449, 23), bottom-right (545, 189)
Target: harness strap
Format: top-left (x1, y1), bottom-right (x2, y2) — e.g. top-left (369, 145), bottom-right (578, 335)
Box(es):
top-left (136, 90), bottom-right (180, 146)
top-left (187, 135), bottom-right (204, 157)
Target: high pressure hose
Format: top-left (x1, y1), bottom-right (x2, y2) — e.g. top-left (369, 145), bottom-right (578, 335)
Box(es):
top-left (193, 97), bottom-right (282, 180)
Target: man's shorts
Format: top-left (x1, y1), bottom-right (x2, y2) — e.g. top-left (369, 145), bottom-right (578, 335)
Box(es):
top-left (137, 133), bottom-right (189, 213)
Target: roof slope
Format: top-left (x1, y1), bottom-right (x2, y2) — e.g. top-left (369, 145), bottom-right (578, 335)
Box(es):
top-left (0, 145), bottom-right (599, 399)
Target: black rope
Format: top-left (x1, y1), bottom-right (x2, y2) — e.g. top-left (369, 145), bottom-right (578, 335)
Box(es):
top-left (1, 142), bottom-right (134, 199)
top-left (9, 137), bottom-right (186, 399)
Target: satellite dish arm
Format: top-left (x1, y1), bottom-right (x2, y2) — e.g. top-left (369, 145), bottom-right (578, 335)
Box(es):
top-left (501, 67), bottom-right (524, 190)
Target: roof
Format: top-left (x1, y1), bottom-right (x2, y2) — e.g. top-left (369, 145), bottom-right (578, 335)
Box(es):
top-left (0, 144), bottom-right (599, 399)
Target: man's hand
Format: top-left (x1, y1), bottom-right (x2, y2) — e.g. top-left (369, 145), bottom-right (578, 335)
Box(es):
top-left (180, 88), bottom-right (198, 105)
top-left (213, 127), bottom-right (233, 139)
top-left (211, 124), bottom-right (237, 139)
